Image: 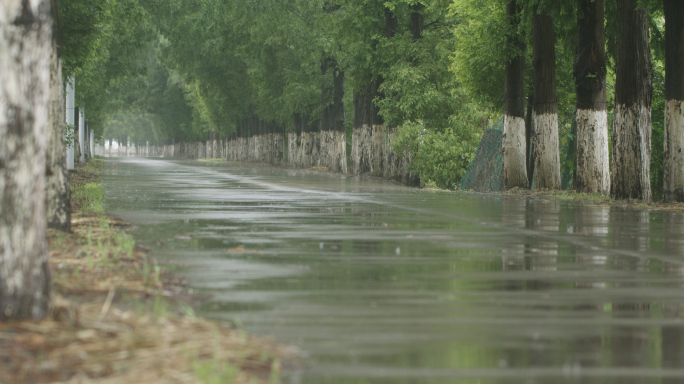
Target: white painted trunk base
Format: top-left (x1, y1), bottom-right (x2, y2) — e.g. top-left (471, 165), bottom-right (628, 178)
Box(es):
top-left (78, 109), bottom-right (85, 162)
top-left (664, 99), bottom-right (684, 202)
top-left (575, 109), bottom-right (610, 195)
top-left (47, 43), bottom-right (70, 231)
top-left (371, 125), bottom-right (386, 177)
top-left (611, 103), bottom-right (652, 201)
top-left (319, 130), bottom-right (347, 173)
top-left (502, 115), bottom-right (528, 189)
top-left (0, 0), bottom-right (52, 319)
top-left (89, 130), bottom-right (94, 157)
top-left (351, 125), bottom-right (373, 174)
top-left (384, 127), bottom-right (417, 184)
top-left (533, 113), bottom-right (561, 189)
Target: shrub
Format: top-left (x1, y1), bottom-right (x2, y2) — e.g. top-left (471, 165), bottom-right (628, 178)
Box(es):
top-left (393, 120), bottom-right (480, 190)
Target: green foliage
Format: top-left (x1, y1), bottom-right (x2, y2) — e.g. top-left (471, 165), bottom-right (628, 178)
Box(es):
top-left (651, 59), bottom-right (666, 201)
top-left (377, 17), bottom-right (467, 131)
top-left (61, 0), bottom-right (156, 135)
top-left (192, 360), bottom-right (238, 384)
top-left (450, 0), bottom-right (507, 111)
top-left (393, 120), bottom-right (480, 189)
top-left (60, 0), bottom-right (672, 200)
top-left (73, 183), bottom-right (105, 214)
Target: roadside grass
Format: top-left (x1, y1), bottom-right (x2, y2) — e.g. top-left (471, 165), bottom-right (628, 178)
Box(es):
top-left (72, 182), bottom-right (105, 214)
top-left (198, 158), bottom-right (228, 164)
top-left (0, 157), bottom-right (295, 384)
top-left (499, 186), bottom-right (684, 211)
top-left (503, 186), bottom-right (613, 203)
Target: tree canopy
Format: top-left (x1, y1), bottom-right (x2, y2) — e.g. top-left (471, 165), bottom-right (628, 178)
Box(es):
top-left (61, 0), bottom-right (671, 194)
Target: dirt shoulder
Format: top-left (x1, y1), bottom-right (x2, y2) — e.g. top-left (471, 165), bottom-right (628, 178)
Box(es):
top-left (0, 158), bottom-right (295, 384)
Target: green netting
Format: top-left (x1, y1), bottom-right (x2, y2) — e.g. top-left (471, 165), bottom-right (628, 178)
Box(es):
top-left (459, 117), bottom-right (504, 192)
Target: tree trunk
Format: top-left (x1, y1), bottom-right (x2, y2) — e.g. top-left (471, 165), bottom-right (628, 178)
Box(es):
top-left (525, 89), bottom-right (535, 188)
top-left (575, 0), bottom-right (610, 195)
top-left (351, 84), bottom-right (375, 174)
top-left (46, 5), bottom-right (70, 232)
top-left (78, 109), bottom-right (85, 163)
top-left (502, 0), bottom-right (528, 189)
top-left (409, 3), bottom-right (423, 41)
top-left (612, 0), bottom-right (652, 201)
top-left (319, 56), bottom-right (347, 173)
top-left (664, 0), bottom-right (684, 202)
top-left (89, 129), bottom-right (94, 158)
top-left (532, 7), bottom-right (561, 190)
top-left (66, 77), bottom-right (75, 169)
top-left (352, 7), bottom-right (392, 176)
top-left (0, 0), bottom-right (53, 320)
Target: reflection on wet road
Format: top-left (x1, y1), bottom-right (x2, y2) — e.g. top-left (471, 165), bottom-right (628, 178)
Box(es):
top-left (104, 157), bottom-right (684, 384)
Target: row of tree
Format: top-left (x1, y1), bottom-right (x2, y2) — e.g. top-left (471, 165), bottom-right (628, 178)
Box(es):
top-left (501, 0), bottom-right (684, 203)
top-left (1, 0), bottom-right (158, 320)
top-left (2, 0), bottom-right (683, 320)
top-left (93, 0), bottom-right (683, 202)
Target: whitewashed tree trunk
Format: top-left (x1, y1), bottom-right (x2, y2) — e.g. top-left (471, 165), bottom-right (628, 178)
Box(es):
top-left (611, 1), bottom-right (652, 201)
top-left (212, 136), bottom-right (219, 159)
top-left (0, 0), bottom-right (53, 320)
top-left (47, 31), bottom-right (70, 231)
top-left (78, 109), bottom-right (85, 162)
top-left (350, 127), bottom-right (361, 173)
top-left (665, 100), bottom-right (684, 201)
top-left (532, 9), bottom-right (561, 190)
top-left (612, 104), bottom-right (652, 200)
top-left (502, 116), bottom-right (528, 188)
top-left (575, 0), bottom-right (610, 195)
top-left (89, 129), bottom-right (94, 159)
top-left (664, 0), bottom-right (684, 202)
top-left (371, 125), bottom-right (386, 177)
top-left (502, 0), bottom-right (528, 189)
top-left (576, 110), bottom-right (610, 194)
top-left (533, 113), bottom-right (561, 189)
top-left (320, 130), bottom-right (346, 173)
top-left (288, 132), bottom-right (297, 166)
top-left (65, 77), bottom-right (75, 170)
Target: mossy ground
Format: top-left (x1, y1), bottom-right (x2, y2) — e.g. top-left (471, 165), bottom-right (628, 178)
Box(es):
top-left (0, 158), bottom-right (295, 384)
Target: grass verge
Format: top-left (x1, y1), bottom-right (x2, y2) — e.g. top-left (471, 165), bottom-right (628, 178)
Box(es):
top-left (0, 157), bottom-right (295, 384)
top-left (500, 186), bottom-right (684, 211)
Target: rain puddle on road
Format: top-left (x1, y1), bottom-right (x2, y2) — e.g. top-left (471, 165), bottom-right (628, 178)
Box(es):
top-left (104, 157), bottom-right (684, 384)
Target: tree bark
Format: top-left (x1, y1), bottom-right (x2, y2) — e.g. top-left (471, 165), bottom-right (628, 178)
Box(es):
top-left (74, 106), bottom-right (82, 162)
top-left (502, 0), bottom-right (528, 189)
top-left (319, 56), bottom-right (347, 173)
top-left (532, 7), bottom-right (561, 190)
top-left (409, 3), bottom-right (423, 41)
top-left (664, 0), bottom-right (684, 202)
top-left (66, 77), bottom-right (75, 169)
top-left (612, 0), bottom-right (652, 201)
top-left (0, 0), bottom-right (53, 320)
top-left (46, 9), bottom-right (70, 232)
top-left (352, 7), bottom-right (392, 176)
top-left (525, 89), bottom-right (535, 188)
top-left (575, 0), bottom-right (610, 195)
top-left (78, 108), bottom-right (85, 162)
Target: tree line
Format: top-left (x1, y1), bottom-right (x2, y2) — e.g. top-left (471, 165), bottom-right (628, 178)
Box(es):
top-left (500, 0), bottom-right (683, 204)
top-left (94, 0), bottom-right (682, 202)
top-left (1, 0), bottom-right (683, 320)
